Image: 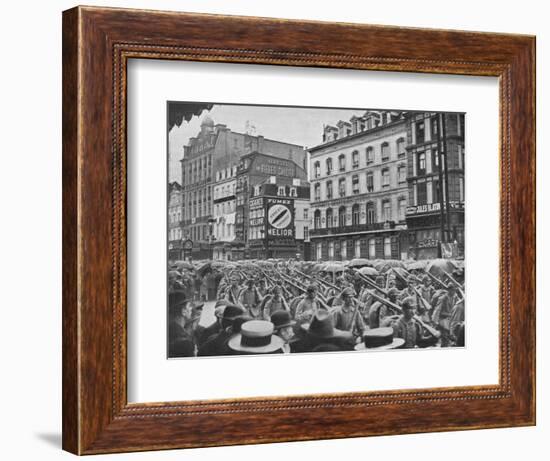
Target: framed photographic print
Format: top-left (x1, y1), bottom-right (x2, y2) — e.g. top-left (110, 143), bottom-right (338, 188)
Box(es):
top-left (62, 5), bottom-right (535, 455)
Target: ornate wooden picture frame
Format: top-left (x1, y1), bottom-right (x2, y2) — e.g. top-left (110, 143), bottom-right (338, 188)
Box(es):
top-left (62, 6), bottom-right (535, 455)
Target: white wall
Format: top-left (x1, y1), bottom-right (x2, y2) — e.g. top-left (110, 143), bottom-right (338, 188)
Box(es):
top-left (0, 1), bottom-right (547, 460)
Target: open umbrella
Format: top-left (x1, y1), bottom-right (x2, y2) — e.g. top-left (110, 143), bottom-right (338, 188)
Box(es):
top-left (427, 258), bottom-right (457, 277)
top-left (168, 270), bottom-right (183, 279)
top-left (197, 262), bottom-right (212, 276)
top-left (348, 258), bottom-right (372, 268)
top-left (373, 260), bottom-right (405, 272)
top-left (358, 266), bottom-right (379, 276)
top-left (322, 263), bottom-right (346, 273)
top-left (174, 260), bottom-right (194, 271)
top-left (406, 260), bottom-right (428, 271)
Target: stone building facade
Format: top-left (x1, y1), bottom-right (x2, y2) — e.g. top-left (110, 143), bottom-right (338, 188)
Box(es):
top-left (167, 181), bottom-right (183, 261)
top-left (179, 114), bottom-right (307, 259)
top-left (309, 110), bottom-right (409, 261)
top-left (234, 152), bottom-right (309, 260)
top-left (405, 112), bottom-right (465, 259)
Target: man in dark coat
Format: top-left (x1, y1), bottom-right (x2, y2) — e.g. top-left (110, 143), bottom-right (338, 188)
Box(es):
top-left (197, 304), bottom-right (245, 357)
top-left (168, 293), bottom-right (195, 357)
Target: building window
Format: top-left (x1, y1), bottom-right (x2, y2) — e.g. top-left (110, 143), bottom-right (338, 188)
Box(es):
top-left (352, 175), bottom-right (359, 194)
top-left (338, 154), bottom-right (346, 172)
top-left (329, 241), bottom-right (334, 259)
top-left (303, 209), bottom-right (309, 221)
top-left (366, 202), bottom-right (376, 225)
top-left (369, 238), bottom-right (376, 258)
top-left (432, 179), bottom-right (441, 203)
top-left (432, 149), bottom-right (440, 169)
top-left (277, 186), bottom-right (286, 196)
top-left (289, 187), bottom-right (297, 197)
top-left (381, 142), bottom-right (390, 161)
top-left (366, 172), bottom-right (374, 192)
top-left (397, 137), bottom-right (406, 157)
top-left (338, 206), bottom-right (346, 227)
top-left (384, 237), bottom-right (392, 258)
top-left (417, 181), bottom-right (428, 205)
top-left (352, 150), bottom-right (359, 168)
top-left (314, 183), bottom-right (321, 201)
top-left (326, 158), bottom-right (333, 175)
top-left (416, 121), bottom-right (425, 144)
top-left (457, 145), bottom-right (464, 170)
top-left (398, 164), bottom-right (406, 183)
top-left (382, 200), bottom-right (392, 221)
top-left (326, 208), bottom-right (333, 228)
top-left (366, 146), bottom-right (374, 165)
top-left (352, 204), bottom-right (360, 225)
top-left (339, 178), bottom-right (346, 197)
top-left (314, 210), bottom-right (321, 229)
top-left (316, 243), bottom-right (322, 260)
top-left (314, 161), bottom-right (321, 178)
top-left (417, 152), bottom-right (426, 175)
top-left (381, 168), bottom-right (390, 187)
top-left (431, 116), bottom-right (439, 139)
top-left (341, 241), bottom-right (347, 260)
top-left (398, 197), bottom-right (407, 221)
top-left (326, 180), bottom-right (333, 199)
top-left (355, 240), bottom-right (361, 258)
top-left (304, 226), bottom-right (309, 241)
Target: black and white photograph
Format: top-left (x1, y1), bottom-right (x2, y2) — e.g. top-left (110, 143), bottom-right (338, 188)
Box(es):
top-left (167, 102), bottom-right (466, 358)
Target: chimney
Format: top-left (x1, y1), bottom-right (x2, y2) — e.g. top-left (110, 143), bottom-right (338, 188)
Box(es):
top-left (257, 135), bottom-right (264, 153)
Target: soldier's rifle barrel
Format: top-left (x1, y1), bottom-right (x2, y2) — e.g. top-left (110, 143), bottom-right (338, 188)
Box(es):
top-left (443, 270), bottom-right (466, 296)
top-left (356, 273), bottom-right (388, 296)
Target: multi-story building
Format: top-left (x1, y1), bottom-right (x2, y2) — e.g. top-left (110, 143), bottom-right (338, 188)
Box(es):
top-left (167, 181), bottom-right (183, 261)
top-left (234, 151), bottom-right (309, 260)
top-left (308, 110), bottom-right (409, 261)
top-left (211, 166), bottom-right (238, 260)
top-left (247, 177), bottom-right (311, 260)
top-left (405, 112), bottom-right (465, 259)
top-left (180, 114), bottom-right (307, 259)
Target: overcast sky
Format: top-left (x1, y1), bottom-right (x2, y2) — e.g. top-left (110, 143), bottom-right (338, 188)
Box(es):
top-left (168, 103), bottom-right (365, 182)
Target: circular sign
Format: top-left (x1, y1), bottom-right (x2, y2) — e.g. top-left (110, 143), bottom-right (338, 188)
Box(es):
top-left (268, 204), bottom-right (292, 229)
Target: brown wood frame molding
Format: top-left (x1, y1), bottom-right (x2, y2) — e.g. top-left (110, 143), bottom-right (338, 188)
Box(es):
top-left (62, 5), bottom-right (535, 455)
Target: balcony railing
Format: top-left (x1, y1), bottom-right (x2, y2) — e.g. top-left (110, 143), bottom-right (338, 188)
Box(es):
top-left (310, 221), bottom-right (393, 236)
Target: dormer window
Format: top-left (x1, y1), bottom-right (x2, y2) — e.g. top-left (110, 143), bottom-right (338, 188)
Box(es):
top-left (277, 186), bottom-right (286, 196)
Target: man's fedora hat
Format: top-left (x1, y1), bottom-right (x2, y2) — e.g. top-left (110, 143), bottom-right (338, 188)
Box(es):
top-left (303, 312), bottom-right (352, 341)
top-left (354, 327), bottom-right (405, 351)
top-left (215, 303), bottom-right (245, 321)
top-left (270, 310), bottom-right (296, 331)
top-left (228, 320), bottom-right (284, 354)
top-left (168, 290), bottom-right (187, 311)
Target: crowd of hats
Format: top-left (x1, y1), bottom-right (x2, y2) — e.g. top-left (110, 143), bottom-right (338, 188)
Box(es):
top-left (167, 257), bottom-right (465, 357)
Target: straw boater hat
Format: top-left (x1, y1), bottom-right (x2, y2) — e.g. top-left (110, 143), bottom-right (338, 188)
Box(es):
top-left (228, 320), bottom-right (284, 354)
top-left (354, 327), bottom-right (405, 351)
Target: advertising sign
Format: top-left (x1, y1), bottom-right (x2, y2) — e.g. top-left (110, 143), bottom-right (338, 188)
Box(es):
top-left (266, 197), bottom-right (294, 239)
